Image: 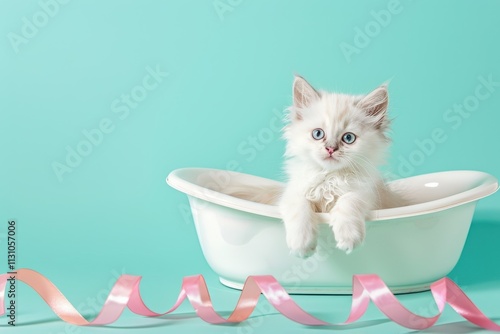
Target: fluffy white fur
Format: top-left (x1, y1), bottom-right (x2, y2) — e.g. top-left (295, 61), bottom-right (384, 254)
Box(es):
top-left (223, 76), bottom-right (403, 257)
top-left (280, 76), bottom-right (402, 257)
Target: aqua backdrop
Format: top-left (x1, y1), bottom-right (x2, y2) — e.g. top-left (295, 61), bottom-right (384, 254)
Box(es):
top-left (1, 1), bottom-right (500, 333)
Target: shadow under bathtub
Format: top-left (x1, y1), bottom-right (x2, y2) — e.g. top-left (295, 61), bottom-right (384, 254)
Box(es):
top-left (448, 209), bottom-right (500, 286)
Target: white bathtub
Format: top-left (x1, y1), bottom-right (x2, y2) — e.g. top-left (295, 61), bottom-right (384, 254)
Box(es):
top-left (167, 168), bottom-right (498, 294)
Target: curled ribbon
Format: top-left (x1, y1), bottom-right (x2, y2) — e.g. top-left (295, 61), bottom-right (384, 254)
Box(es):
top-left (1, 268), bottom-right (499, 330)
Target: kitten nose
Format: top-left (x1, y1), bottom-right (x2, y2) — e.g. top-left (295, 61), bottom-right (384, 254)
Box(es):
top-left (326, 146), bottom-right (336, 155)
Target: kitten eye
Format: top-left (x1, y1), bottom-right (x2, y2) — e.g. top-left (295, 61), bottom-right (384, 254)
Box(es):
top-left (312, 128), bottom-right (325, 140)
top-left (342, 132), bottom-right (356, 144)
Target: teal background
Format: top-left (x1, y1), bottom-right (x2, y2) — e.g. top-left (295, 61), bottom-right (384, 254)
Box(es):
top-left (1, 0), bottom-right (500, 333)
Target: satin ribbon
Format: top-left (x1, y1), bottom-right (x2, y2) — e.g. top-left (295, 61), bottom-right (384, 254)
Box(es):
top-left (1, 268), bottom-right (499, 330)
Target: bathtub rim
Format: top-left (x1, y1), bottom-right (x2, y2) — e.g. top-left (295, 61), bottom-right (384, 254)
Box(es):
top-left (166, 168), bottom-right (498, 222)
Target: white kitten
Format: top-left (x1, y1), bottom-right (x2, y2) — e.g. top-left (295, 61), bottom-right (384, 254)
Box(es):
top-left (280, 76), bottom-right (402, 257)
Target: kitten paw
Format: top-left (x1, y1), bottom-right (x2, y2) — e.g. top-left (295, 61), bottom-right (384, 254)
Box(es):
top-left (289, 244), bottom-right (317, 258)
top-left (286, 231), bottom-right (317, 258)
top-left (335, 238), bottom-right (357, 254)
top-left (330, 216), bottom-right (365, 254)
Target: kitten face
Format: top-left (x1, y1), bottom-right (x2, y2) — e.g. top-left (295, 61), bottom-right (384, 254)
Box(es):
top-left (284, 76), bottom-right (389, 172)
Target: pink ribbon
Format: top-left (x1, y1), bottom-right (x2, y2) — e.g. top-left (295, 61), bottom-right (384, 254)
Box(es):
top-left (1, 268), bottom-right (499, 330)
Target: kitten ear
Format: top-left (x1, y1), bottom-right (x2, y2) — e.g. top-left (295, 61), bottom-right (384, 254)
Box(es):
top-left (357, 84), bottom-right (389, 117)
top-left (292, 75), bottom-right (320, 118)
